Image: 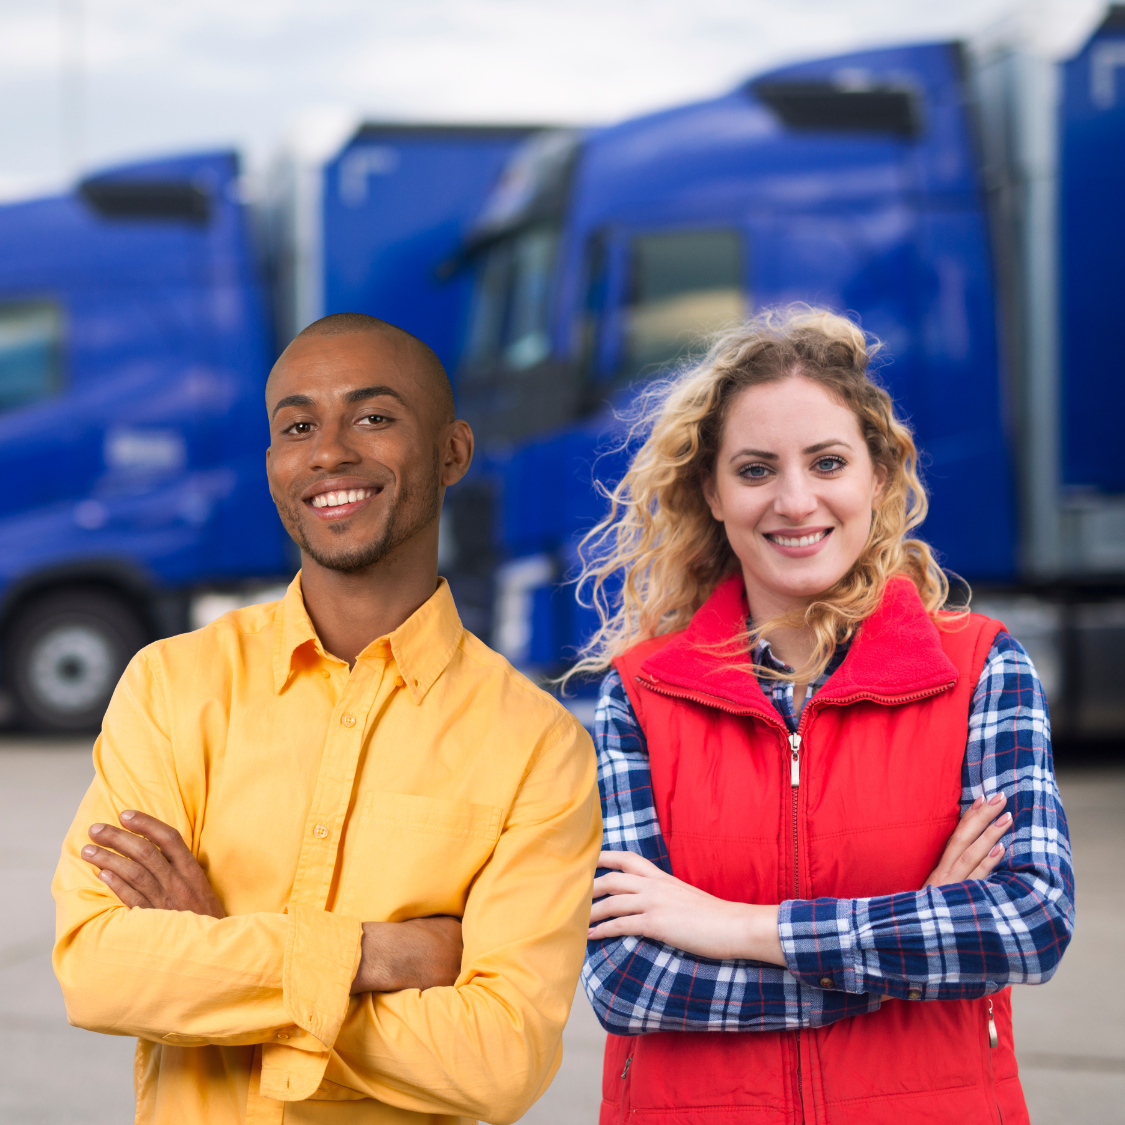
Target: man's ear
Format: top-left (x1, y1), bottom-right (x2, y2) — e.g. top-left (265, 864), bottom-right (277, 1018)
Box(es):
top-left (440, 420), bottom-right (474, 488)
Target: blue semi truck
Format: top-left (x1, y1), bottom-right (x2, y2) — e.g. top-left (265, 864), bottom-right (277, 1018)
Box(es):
top-left (444, 10), bottom-right (1125, 735)
top-left (1, 12), bottom-right (1122, 736)
top-left (0, 130), bottom-right (534, 730)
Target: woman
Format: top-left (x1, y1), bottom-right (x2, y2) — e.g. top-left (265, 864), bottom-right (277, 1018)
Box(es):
top-left (573, 308), bottom-right (1073, 1125)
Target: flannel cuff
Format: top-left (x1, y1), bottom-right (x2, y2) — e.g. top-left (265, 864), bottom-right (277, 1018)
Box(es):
top-left (778, 897), bottom-right (866, 994)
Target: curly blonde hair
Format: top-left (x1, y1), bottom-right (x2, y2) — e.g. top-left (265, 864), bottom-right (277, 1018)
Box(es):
top-left (565, 305), bottom-right (957, 685)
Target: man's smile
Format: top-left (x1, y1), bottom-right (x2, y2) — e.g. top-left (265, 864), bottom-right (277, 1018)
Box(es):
top-left (301, 477), bottom-right (385, 521)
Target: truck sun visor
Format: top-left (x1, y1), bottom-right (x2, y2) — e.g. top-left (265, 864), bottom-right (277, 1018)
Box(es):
top-left (752, 81), bottom-right (921, 139)
top-left (78, 178), bottom-right (211, 223)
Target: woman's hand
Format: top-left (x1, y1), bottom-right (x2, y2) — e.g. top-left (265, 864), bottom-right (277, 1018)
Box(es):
top-left (924, 792), bottom-right (1012, 889)
top-left (588, 850), bottom-right (786, 965)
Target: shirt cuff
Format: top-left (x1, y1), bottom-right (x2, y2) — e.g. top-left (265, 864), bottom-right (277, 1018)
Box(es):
top-left (258, 905), bottom-right (362, 1101)
top-left (282, 904), bottom-right (364, 1046)
top-left (778, 897), bottom-right (866, 994)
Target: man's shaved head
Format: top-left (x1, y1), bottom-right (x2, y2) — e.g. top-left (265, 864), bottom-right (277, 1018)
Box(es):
top-left (272, 312), bottom-right (456, 425)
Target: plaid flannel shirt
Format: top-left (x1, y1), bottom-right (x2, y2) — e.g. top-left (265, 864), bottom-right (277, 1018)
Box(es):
top-left (581, 630), bottom-right (1075, 1034)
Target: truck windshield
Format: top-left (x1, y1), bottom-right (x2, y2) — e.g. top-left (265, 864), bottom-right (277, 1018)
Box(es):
top-left (621, 228), bottom-right (745, 377)
top-left (463, 223), bottom-right (560, 373)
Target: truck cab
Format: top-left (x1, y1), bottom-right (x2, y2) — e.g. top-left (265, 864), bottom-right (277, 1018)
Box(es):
top-left (0, 151), bottom-right (286, 730)
top-left (450, 42), bottom-right (1014, 684)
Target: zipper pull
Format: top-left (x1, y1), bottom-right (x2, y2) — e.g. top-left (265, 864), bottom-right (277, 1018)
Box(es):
top-left (789, 732), bottom-right (801, 787)
top-left (621, 1056), bottom-right (632, 1079)
top-left (987, 999), bottom-right (998, 1048)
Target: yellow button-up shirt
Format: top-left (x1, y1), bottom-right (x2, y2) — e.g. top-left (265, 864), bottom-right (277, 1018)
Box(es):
top-left (52, 576), bottom-right (600, 1125)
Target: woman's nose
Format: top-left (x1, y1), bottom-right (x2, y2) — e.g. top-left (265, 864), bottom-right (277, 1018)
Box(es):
top-left (773, 475), bottom-right (818, 522)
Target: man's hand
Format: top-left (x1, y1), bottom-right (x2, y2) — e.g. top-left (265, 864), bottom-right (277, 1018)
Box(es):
top-left (81, 811), bottom-right (226, 919)
top-left (924, 792), bottom-right (1012, 889)
top-left (351, 917), bottom-right (463, 994)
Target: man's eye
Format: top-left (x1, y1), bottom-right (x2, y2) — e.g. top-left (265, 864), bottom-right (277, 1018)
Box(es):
top-left (360, 414), bottom-right (389, 425)
top-left (287, 421), bottom-right (312, 435)
top-left (814, 456), bottom-right (845, 473)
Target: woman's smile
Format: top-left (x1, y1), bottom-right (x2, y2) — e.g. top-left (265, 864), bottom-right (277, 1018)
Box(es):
top-left (763, 526), bottom-right (834, 556)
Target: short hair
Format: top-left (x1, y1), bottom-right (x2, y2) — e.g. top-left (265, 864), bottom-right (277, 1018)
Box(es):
top-left (295, 313), bottom-right (456, 424)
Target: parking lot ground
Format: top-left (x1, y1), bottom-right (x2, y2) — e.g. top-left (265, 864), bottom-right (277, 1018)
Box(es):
top-left (2, 737), bottom-right (1121, 1124)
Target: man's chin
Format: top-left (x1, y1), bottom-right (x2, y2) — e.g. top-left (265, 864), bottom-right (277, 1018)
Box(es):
top-left (302, 535), bottom-right (392, 574)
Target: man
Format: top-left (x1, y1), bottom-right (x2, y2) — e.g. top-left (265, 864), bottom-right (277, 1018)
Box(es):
top-left (52, 314), bottom-right (601, 1125)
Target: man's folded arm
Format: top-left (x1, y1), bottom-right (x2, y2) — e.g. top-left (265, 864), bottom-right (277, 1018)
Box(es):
top-left (319, 713), bottom-right (601, 1125)
top-left (51, 650), bottom-right (363, 1049)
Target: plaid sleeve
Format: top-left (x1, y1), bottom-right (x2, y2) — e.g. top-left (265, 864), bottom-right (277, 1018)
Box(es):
top-left (581, 669), bottom-right (880, 1033)
top-left (779, 631), bottom-right (1075, 1000)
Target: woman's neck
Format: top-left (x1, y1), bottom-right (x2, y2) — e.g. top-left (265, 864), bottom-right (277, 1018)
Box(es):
top-left (745, 580), bottom-right (815, 674)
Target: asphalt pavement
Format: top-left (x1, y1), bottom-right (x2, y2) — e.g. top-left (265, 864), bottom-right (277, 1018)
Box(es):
top-left (1, 737), bottom-right (1121, 1124)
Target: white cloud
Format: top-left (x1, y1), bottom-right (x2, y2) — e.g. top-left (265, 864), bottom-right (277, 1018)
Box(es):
top-left (0, 0), bottom-right (1106, 181)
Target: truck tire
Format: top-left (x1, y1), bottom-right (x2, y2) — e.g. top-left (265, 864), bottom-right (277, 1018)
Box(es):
top-left (6, 589), bottom-right (149, 734)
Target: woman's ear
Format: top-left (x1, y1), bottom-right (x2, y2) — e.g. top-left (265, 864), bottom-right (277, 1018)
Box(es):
top-left (872, 463), bottom-right (888, 506)
top-left (702, 472), bottom-right (724, 522)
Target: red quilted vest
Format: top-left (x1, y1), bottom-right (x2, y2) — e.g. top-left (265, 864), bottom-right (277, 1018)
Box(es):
top-left (605, 573), bottom-right (1028, 1125)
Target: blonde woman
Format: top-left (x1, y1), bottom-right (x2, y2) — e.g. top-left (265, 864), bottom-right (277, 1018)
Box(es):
top-left (576, 308), bottom-right (1073, 1125)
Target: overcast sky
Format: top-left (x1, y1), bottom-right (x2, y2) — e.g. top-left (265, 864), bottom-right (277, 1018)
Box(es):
top-left (0, 0), bottom-right (1106, 198)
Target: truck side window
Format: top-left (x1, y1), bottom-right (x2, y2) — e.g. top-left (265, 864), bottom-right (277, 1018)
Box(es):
top-left (624, 229), bottom-right (745, 377)
top-left (0, 302), bottom-right (63, 412)
top-left (464, 224), bottom-right (560, 374)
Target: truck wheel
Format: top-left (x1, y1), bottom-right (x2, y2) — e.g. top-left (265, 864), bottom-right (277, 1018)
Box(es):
top-left (6, 589), bottom-right (148, 733)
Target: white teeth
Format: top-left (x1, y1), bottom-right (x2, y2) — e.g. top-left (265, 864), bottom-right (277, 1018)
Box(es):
top-left (311, 489), bottom-right (372, 509)
top-left (771, 530), bottom-right (828, 547)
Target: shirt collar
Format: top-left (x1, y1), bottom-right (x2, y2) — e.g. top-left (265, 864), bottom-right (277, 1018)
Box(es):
top-left (751, 629), bottom-right (850, 685)
top-left (271, 572), bottom-right (463, 701)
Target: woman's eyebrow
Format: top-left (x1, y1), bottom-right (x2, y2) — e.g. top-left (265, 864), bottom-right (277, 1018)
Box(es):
top-left (803, 439), bottom-right (852, 454)
top-left (729, 448), bottom-right (778, 462)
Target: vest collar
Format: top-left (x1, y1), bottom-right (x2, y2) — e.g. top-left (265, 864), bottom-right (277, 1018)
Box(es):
top-left (638, 572), bottom-right (959, 715)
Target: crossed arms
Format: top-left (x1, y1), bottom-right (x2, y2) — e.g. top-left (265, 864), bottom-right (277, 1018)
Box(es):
top-left (52, 667), bottom-right (600, 1121)
top-left (80, 811), bottom-right (463, 995)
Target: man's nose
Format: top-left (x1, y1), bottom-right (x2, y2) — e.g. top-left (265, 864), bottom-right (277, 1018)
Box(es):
top-left (307, 419), bottom-right (360, 472)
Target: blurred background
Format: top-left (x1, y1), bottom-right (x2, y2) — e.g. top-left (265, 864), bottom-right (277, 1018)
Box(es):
top-left (1, 0), bottom-right (1122, 1121)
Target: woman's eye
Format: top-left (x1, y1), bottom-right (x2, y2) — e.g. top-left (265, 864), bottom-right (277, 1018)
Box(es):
top-left (814, 456), bottom-right (845, 473)
top-left (741, 463), bottom-right (771, 479)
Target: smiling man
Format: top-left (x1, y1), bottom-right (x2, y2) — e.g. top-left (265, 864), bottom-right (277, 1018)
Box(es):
top-left (51, 313), bottom-right (601, 1125)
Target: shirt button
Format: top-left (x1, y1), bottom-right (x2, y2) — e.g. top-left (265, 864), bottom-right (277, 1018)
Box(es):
top-left (819, 976), bottom-right (833, 989)
top-left (313, 824), bottom-right (329, 839)
top-left (394, 675), bottom-right (405, 688)
top-left (340, 713), bottom-right (356, 727)
top-left (908, 988), bottom-right (922, 1000)
top-left (320, 669), bottom-right (331, 679)
top-left (276, 1031), bottom-right (289, 1040)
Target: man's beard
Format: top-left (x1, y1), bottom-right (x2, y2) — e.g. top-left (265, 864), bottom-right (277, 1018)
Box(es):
top-left (276, 467), bottom-right (441, 574)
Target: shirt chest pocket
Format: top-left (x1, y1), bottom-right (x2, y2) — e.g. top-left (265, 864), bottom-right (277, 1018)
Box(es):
top-left (340, 791), bottom-right (505, 920)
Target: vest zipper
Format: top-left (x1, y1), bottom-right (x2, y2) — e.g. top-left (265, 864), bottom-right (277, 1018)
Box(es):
top-left (985, 999), bottom-right (1004, 1124)
top-left (620, 1053), bottom-right (633, 1123)
top-left (789, 730), bottom-right (806, 1125)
